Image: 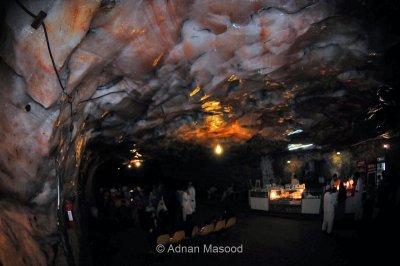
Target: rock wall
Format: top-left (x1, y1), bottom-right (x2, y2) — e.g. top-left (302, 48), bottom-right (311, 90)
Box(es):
top-left (0, 0), bottom-right (394, 264)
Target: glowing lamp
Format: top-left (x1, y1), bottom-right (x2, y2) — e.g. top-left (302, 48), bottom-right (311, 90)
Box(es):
top-left (215, 144), bottom-right (223, 155)
top-left (336, 152), bottom-right (341, 155)
top-left (383, 144), bottom-right (389, 149)
top-left (127, 164), bottom-right (132, 169)
top-left (287, 160), bottom-right (291, 164)
top-left (134, 161), bottom-right (141, 168)
top-left (270, 191), bottom-right (277, 200)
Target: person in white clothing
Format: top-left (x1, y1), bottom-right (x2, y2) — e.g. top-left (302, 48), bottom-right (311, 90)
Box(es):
top-left (181, 191), bottom-right (193, 222)
top-left (187, 182), bottom-right (196, 213)
top-left (291, 174), bottom-right (300, 186)
top-left (354, 173), bottom-right (364, 221)
top-left (322, 185), bottom-right (338, 234)
top-left (156, 197), bottom-right (168, 217)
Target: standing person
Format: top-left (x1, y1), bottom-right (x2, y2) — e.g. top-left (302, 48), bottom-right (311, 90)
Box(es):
top-left (291, 174), bottom-right (300, 186)
top-left (181, 191), bottom-right (193, 222)
top-left (174, 189), bottom-right (184, 227)
top-left (330, 173), bottom-right (339, 188)
top-left (322, 185), bottom-right (338, 235)
top-left (221, 184), bottom-right (234, 201)
top-left (187, 182), bottom-right (196, 213)
top-left (354, 172), bottom-right (364, 221)
top-left (182, 190), bottom-right (194, 236)
top-left (336, 179), bottom-right (347, 222)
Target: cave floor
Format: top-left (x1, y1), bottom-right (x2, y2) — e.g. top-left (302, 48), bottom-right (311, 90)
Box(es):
top-left (88, 199), bottom-right (390, 266)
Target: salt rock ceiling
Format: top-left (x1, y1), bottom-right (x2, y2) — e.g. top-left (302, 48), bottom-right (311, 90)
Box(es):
top-left (0, 0), bottom-right (399, 265)
top-left (1, 0), bottom-right (393, 153)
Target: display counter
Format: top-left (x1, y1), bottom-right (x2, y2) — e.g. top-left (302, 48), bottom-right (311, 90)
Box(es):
top-left (248, 182), bottom-right (360, 215)
top-left (249, 190), bottom-right (269, 211)
top-left (269, 187), bottom-right (302, 213)
top-left (249, 184), bottom-right (313, 213)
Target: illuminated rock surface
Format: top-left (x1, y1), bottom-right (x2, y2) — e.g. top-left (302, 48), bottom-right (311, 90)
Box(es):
top-left (0, 0), bottom-right (399, 265)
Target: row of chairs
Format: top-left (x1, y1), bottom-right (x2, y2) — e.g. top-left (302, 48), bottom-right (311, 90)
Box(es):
top-left (156, 217), bottom-right (237, 245)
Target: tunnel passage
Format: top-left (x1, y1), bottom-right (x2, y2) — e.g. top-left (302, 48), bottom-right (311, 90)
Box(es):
top-left (1, 0), bottom-right (400, 265)
top-left (79, 142), bottom-right (264, 265)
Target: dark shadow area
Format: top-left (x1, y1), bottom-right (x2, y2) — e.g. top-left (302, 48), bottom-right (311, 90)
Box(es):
top-left (80, 142), bottom-right (400, 266)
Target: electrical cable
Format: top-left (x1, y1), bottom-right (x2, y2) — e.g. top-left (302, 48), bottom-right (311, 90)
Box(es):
top-left (14, 0), bottom-right (35, 18)
top-left (41, 22), bottom-right (68, 96)
top-left (14, 1), bottom-right (76, 265)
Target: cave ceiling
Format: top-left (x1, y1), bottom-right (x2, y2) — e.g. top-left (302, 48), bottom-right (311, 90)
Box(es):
top-left (1, 0), bottom-right (399, 157)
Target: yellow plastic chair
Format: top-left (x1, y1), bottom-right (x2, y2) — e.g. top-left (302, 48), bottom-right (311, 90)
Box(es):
top-left (169, 230), bottom-right (185, 243)
top-left (214, 220), bottom-right (226, 232)
top-left (198, 224), bottom-right (214, 236)
top-left (156, 234), bottom-right (170, 245)
top-left (225, 217), bottom-right (237, 228)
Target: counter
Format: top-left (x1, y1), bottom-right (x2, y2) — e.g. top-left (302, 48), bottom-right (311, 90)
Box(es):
top-left (249, 190), bottom-right (269, 211)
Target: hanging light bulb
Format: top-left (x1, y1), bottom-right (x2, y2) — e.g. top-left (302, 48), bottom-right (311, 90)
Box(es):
top-left (383, 144), bottom-right (389, 149)
top-left (214, 144), bottom-right (223, 155)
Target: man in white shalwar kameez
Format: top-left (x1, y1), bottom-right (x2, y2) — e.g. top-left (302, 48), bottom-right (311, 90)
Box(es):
top-left (181, 191), bottom-right (193, 222)
top-left (322, 185), bottom-right (338, 234)
top-left (187, 182), bottom-right (196, 213)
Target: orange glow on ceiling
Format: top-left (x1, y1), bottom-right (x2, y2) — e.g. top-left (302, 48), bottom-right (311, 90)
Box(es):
top-left (176, 119), bottom-right (253, 144)
top-left (227, 74), bottom-right (238, 82)
top-left (201, 101), bottom-right (222, 113)
top-left (175, 98), bottom-right (251, 144)
top-left (189, 86), bottom-right (201, 97)
top-left (152, 53), bottom-right (164, 67)
top-left (200, 94), bottom-right (211, 101)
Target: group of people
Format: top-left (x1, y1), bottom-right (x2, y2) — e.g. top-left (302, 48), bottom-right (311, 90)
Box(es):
top-left (321, 172), bottom-right (377, 235)
top-left (92, 182), bottom-right (197, 235)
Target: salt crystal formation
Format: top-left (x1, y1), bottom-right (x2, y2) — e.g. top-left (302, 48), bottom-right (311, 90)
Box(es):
top-left (0, 0), bottom-right (389, 264)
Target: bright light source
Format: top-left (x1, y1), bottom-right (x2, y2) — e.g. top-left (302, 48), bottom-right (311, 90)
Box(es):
top-left (383, 144), bottom-right (389, 149)
top-left (270, 190), bottom-right (277, 200)
top-left (127, 164), bottom-right (132, 169)
top-left (336, 152), bottom-right (341, 155)
top-left (214, 144), bottom-right (223, 155)
top-left (189, 86), bottom-right (201, 97)
top-left (287, 160), bottom-right (291, 164)
top-left (288, 143), bottom-right (314, 151)
top-left (287, 129), bottom-right (303, 136)
top-left (134, 161), bottom-right (141, 168)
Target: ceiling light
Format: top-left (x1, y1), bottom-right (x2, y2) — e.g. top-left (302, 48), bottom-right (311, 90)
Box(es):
top-left (288, 143), bottom-right (314, 151)
top-left (189, 86), bottom-right (201, 97)
top-left (287, 160), bottom-right (291, 164)
top-left (127, 164), bottom-right (132, 169)
top-left (383, 144), bottom-right (389, 149)
top-left (336, 152), bottom-right (341, 155)
top-left (287, 129), bottom-right (303, 136)
top-left (134, 161), bottom-right (141, 168)
top-left (214, 144), bottom-right (223, 155)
